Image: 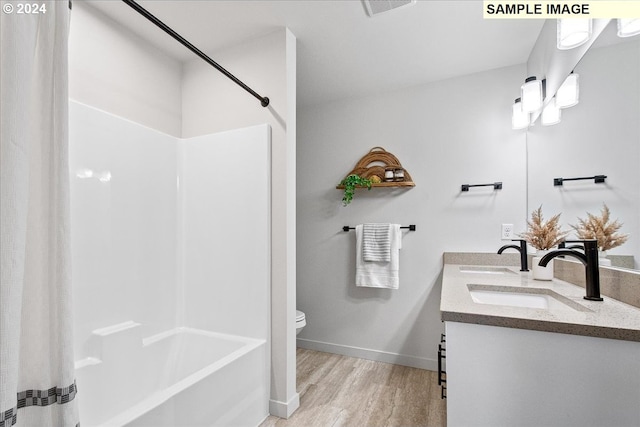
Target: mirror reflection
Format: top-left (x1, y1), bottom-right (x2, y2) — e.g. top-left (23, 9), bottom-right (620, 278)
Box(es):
top-left (527, 20), bottom-right (640, 270)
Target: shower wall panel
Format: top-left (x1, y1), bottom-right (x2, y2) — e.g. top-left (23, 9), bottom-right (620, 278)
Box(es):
top-left (70, 102), bottom-right (271, 360)
top-left (181, 125), bottom-right (271, 341)
top-left (69, 101), bottom-right (179, 360)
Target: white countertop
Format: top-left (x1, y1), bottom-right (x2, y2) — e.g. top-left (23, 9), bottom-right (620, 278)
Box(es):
top-left (440, 263), bottom-right (640, 342)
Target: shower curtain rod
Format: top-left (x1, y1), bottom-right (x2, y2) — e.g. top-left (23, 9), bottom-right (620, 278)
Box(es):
top-left (121, 0), bottom-right (270, 107)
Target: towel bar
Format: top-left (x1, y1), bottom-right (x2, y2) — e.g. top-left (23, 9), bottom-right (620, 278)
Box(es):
top-left (461, 182), bottom-right (502, 192)
top-left (342, 225), bottom-right (416, 232)
top-left (553, 175), bottom-right (606, 186)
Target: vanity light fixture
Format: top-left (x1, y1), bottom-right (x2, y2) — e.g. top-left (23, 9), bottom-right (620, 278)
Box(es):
top-left (617, 18), bottom-right (640, 38)
top-left (541, 97), bottom-right (561, 126)
top-left (557, 19), bottom-right (592, 50)
top-left (556, 72), bottom-right (579, 108)
top-left (521, 76), bottom-right (543, 113)
top-left (512, 97), bottom-right (530, 130)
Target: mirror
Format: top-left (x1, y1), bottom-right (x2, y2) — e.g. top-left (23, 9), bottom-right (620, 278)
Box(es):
top-left (527, 20), bottom-right (640, 270)
top-left (526, 19), bottom-right (610, 124)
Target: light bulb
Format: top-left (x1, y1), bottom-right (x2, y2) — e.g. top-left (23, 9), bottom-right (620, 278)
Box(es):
top-left (541, 98), bottom-right (561, 126)
top-left (512, 98), bottom-right (530, 130)
top-left (618, 19), bottom-right (640, 38)
top-left (557, 19), bottom-right (592, 50)
top-left (521, 77), bottom-right (543, 113)
top-left (556, 72), bottom-right (579, 108)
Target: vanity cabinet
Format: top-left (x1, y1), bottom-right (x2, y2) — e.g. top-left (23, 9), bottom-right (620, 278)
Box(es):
top-left (445, 321), bottom-right (640, 427)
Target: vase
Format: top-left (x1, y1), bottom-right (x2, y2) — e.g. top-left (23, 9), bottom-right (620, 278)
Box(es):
top-left (598, 251), bottom-right (612, 266)
top-left (532, 250), bottom-right (553, 281)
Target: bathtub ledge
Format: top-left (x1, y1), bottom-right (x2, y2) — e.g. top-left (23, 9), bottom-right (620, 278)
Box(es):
top-left (74, 357), bottom-right (102, 369)
top-left (92, 321), bottom-right (141, 336)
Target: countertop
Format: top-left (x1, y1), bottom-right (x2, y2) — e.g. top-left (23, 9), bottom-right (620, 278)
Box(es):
top-left (440, 263), bottom-right (640, 342)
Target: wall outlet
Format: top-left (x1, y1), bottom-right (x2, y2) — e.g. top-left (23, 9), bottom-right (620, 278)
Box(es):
top-left (501, 224), bottom-right (514, 240)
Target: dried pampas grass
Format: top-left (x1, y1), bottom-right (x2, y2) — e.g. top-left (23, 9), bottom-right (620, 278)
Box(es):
top-left (571, 204), bottom-right (628, 251)
top-left (520, 206), bottom-right (569, 250)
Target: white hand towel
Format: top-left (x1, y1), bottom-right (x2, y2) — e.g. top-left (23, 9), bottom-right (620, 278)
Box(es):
top-left (355, 224), bottom-right (402, 289)
top-left (362, 223), bottom-right (391, 262)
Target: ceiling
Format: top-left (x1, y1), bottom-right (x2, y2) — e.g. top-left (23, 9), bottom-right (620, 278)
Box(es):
top-left (86, 0), bottom-right (545, 107)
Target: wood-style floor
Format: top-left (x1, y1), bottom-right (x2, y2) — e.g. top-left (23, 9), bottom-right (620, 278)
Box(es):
top-left (260, 348), bottom-right (446, 427)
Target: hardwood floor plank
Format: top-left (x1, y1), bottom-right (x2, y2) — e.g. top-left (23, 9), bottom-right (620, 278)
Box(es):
top-left (260, 349), bottom-right (446, 427)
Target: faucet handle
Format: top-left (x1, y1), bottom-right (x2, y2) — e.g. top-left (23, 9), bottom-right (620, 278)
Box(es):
top-left (511, 239), bottom-right (527, 248)
top-left (560, 240), bottom-right (586, 250)
top-left (563, 239), bottom-right (598, 250)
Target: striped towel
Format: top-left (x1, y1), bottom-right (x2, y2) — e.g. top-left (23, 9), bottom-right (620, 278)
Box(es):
top-left (356, 224), bottom-right (402, 289)
top-left (362, 223), bottom-right (392, 262)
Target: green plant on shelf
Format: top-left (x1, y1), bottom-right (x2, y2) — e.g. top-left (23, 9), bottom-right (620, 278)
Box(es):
top-left (340, 174), bottom-right (372, 206)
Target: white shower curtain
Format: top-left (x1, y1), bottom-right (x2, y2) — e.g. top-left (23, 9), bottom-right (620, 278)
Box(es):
top-left (1, 2), bottom-right (79, 426)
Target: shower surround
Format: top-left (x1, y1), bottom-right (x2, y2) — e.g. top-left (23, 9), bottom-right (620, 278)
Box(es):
top-left (69, 101), bottom-right (271, 426)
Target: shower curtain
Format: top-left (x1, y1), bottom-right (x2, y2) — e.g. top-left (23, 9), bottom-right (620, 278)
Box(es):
top-left (1, 2), bottom-right (79, 426)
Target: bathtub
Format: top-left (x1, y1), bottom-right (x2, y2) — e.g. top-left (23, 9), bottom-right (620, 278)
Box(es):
top-left (75, 324), bottom-right (268, 426)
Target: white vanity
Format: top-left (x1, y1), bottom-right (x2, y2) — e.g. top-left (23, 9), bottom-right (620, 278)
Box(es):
top-left (440, 257), bottom-right (640, 427)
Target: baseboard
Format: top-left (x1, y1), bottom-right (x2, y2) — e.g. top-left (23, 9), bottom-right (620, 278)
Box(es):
top-left (269, 392), bottom-right (300, 419)
top-left (296, 338), bottom-right (438, 371)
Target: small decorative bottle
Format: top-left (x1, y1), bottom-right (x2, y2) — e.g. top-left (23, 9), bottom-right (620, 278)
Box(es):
top-left (384, 167), bottom-right (395, 182)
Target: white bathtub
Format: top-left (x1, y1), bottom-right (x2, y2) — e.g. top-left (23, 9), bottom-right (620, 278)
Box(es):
top-left (75, 325), bottom-right (268, 427)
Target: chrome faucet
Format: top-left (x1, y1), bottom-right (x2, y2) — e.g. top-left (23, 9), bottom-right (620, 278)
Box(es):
top-left (538, 239), bottom-right (603, 301)
top-left (498, 239), bottom-right (528, 271)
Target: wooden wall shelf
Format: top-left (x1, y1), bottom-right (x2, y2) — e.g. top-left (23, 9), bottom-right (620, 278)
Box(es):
top-left (336, 181), bottom-right (416, 189)
top-left (337, 147), bottom-right (415, 189)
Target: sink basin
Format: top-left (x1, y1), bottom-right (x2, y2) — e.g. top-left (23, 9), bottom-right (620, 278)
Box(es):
top-left (459, 266), bottom-right (517, 275)
top-left (467, 284), bottom-right (591, 312)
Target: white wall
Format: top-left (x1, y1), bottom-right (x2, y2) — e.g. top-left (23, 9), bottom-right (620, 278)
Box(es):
top-left (182, 28), bottom-right (299, 417)
top-left (182, 30), bottom-right (287, 138)
top-left (528, 40), bottom-right (640, 268)
top-left (297, 64), bottom-right (527, 369)
top-left (69, 1), bottom-right (182, 136)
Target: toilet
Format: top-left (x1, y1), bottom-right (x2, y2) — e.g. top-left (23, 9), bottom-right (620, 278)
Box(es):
top-left (296, 310), bottom-right (306, 335)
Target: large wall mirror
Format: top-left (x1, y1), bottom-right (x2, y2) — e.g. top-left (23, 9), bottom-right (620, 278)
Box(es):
top-left (527, 20), bottom-right (640, 270)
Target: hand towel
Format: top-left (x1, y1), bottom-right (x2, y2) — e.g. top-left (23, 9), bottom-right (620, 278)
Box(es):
top-left (362, 223), bottom-right (391, 262)
top-left (355, 224), bottom-right (402, 289)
